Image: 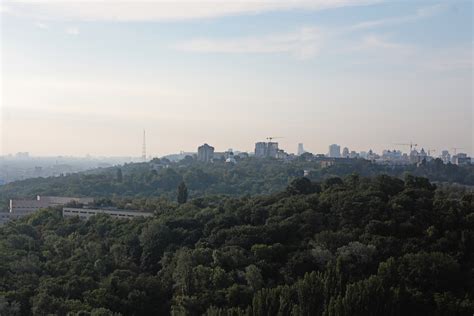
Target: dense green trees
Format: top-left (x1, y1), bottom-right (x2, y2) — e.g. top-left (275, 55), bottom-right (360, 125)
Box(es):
top-left (0, 175), bottom-right (472, 315)
top-left (177, 182), bottom-right (189, 204)
top-left (1, 158), bottom-right (473, 211)
top-left (116, 169), bottom-right (123, 183)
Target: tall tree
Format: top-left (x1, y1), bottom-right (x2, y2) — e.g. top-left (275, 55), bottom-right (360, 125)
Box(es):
top-left (116, 168), bottom-right (123, 183)
top-left (177, 181), bottom-right (188, 204)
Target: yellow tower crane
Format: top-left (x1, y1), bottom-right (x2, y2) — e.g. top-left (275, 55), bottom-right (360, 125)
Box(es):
top-left (266, 136), bottom-right (284, 142)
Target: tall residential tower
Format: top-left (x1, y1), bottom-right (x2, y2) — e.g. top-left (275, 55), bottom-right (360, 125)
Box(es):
top-left (328, 144), bottom-right (341, 158)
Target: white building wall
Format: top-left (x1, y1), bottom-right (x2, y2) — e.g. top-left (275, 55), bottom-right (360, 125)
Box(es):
top-left (63, 208), bottom-right (153, 220)
top-left (39, 196), bottom-right (94, 205)
top-left (9, 199), bottom-right (51, 215)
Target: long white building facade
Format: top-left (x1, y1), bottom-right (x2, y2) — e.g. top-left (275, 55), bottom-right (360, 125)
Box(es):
top-left (0, 195), bottom-right (94, 226)
top-left (9, 196), bottom-right (94, 215)
top-left (63, 207), bottom-right (153, 220)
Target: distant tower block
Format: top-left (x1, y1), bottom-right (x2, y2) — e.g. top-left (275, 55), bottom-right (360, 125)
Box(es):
top-left (142, 130), bottom-right (147, 161)
top-left (297, 143), bottom-right (306, 155)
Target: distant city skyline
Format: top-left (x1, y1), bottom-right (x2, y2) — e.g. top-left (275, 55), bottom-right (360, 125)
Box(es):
top-left (1, 0), bottom-right (472, 157)
top-left (1, 140), bottom-right (470, 159)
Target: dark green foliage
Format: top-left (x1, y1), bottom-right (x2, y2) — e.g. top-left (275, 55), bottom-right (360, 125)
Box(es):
top-left (286, 177), bottom-right (320, 195)
top-left (0, 176), bottom-right (473, 315)
top-left (177, 182), bottom-right (188, 204)
top-left (116, 168), bottom-right (123, 183)
top-left (1, 158), bottom-right (473, 211)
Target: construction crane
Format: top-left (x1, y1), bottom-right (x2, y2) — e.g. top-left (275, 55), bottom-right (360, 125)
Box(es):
top-left (266, 136), bottom-right (284, 142)
top-left (451, 147), bottom-right (463, 155)
top-left (394, 142), bottom-right (418, 152)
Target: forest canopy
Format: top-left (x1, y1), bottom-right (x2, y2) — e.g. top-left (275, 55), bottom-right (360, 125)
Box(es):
top-left (1, 157), bottom-right (473, 210)
top-left (0, 174), bottom-right (473, 315)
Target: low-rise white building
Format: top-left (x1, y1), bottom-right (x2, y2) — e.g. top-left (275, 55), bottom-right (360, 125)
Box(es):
top-left (9, 199), bottom-right (51, 215)
top-left (9, 196), bottom-right (93, 215)
top-left (1, 195), bottom-right (95, 226)
top-left (39, 196), bottom-right (94, 205)
top-left (63, 207), bottom-right (153, 220)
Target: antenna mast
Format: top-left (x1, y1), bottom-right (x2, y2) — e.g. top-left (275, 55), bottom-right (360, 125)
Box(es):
top-left (142, 130), bottom-right (147, 161)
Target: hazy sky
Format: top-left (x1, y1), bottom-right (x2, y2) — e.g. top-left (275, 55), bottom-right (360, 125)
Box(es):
top-left (1, 0), bottom-right (472, 157)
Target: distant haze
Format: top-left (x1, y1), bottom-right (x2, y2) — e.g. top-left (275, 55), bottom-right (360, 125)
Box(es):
top-left (1, 0), bottom-right (472, 157)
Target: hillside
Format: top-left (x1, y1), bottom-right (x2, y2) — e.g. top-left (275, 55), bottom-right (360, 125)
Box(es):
top-left (1, 158), bottom-right (473, 211)
top-left (0, 175), bottom-right (473, 315)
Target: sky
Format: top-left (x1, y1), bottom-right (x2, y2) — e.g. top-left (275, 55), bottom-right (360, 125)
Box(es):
top-left (0, 0), bottom-right (472, 157)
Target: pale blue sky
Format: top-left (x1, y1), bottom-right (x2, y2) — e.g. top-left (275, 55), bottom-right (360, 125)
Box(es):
top-left (1, 0), bottom-right (472, 157)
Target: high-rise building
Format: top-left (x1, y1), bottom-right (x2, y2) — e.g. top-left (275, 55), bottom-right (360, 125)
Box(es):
top-left (254, 142), bottom-right (279, 158)
top-left (197, 143), bottom-right (215, 162)
top-left (297, 143), bottom-right (306, 155)
top-left (441, 150), bottom-right (451, 164)
top-left (267, 142), bottom-right (279, 158)
top-left (452, 153), bottom-right (471, 165)
top-left (342, 147), bottom-right (350, 158)
top-left (409, 149), bottom-right (419, 164)
top-left (255, 142), bottom-right (267, 158)
top-left (328, 144), bottom-right (341, 158)
top-left (419, 148), bottom-right (428, 162)
top-left (367, 149), bottom-right (377, 161)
